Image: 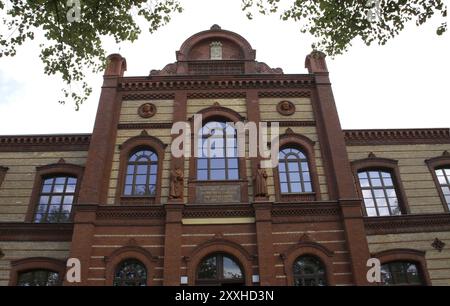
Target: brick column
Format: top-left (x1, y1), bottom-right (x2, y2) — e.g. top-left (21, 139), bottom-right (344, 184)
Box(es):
top-left (305, 51), bottom-right (371, 285)
top-left (253, 201), bottom-right (276, 286)
top-left (162, 204), bottom-right (183, 285)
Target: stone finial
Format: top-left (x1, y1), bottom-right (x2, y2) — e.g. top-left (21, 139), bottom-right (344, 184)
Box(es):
top-left (305, 50), bottom-right (328, 73)
top-left (210, 24), bottom-right (222, 30)
top-left (57, 158), bottom-right (66, 164)
top-left (105, 53), bottom-right (127, 77)
top-left (443, 150), bottom-right (450, 156)
top-left (368, 152), bottom-right (377, 158)
top-left (431, 238), bottom-right (445, 252)
top-left (140, 130), bottom-right (149, 136)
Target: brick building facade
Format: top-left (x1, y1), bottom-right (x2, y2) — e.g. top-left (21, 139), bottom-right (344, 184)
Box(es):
top-left (1, 25), bottom-right (449, 286)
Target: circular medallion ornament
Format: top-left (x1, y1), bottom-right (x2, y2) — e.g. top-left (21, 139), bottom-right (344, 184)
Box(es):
top-left (138, 103), bottom-right (157, 118)
top-left (277, 100), bottom-right (296, 116)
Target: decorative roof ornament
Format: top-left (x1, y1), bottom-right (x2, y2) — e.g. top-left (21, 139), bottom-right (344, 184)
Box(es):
top-left (210, 24), bottom-right (222, 30)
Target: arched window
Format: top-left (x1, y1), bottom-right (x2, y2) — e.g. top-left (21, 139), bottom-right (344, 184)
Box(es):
top-left (34, 175), bottom-right (78, 223)
top-left (123, 149), bottom-right (158, 196)
top-left (357, 170), bottom-right (402, 217)
top-left (113, 259), bottom-right (147, 286)
top-left (197, 121), bottom-right (239, 181)
top-left (278, 148), bottom-right (313, 194)
top-left (196, 253), bottom-right (244, 285)
top-left (434, 167), bottom-right (450, 210)
top-left (17, 269), bottom-right (61, 286)
top-left (293, 255), bottom-right (327, 286)
top-left (381, 261), bottom-right (424, 285)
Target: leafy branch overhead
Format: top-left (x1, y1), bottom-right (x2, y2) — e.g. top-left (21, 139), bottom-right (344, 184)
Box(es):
top-left (0, 1), bottom-right (447, 110)
top-left (242, 0), bottom-right (447, 55)
top-left (0, 0), bottom-right (183, 110)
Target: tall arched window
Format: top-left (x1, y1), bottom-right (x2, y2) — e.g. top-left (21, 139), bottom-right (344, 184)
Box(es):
top-left (381, 261), bottom-right (424, 286)
top-left (17, 269), bottom-right (61, 286)
top-left (434, 167), bottom-right (450, 210)
top-left (123, 149), bottom-right (158, 196)
top-left (278, 148), bottom-right (313, 194)
top-left (357, 170), bottom-right (402, 217)
top-left (293, 255), bottom-right (327, 286)
top-left (113, 259), bottom-right (147, 286)
top-left (34, 175), bottom-right (78, 223)
top-left (196, 253), bottom-right (244, 285)
top-left (197, 121), bottom-right (239, 181)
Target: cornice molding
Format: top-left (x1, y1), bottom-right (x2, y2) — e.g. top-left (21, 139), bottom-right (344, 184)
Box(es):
top-left (0, 223), bottom-right (74, 241)
top-left (118, 123), bottom-right (173, 130)
top-left (122, 93), bottom-right (175, 100)
top-left (0, 134), bottom-right (91, 152)
top-left (344, 128), bottom-right (450, 146)
top-left (119, 76), bottom-right (315, 92)
top-left (364, 213), bottom-right (450, 235)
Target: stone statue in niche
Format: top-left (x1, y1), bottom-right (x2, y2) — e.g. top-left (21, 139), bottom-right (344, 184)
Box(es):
top-left (210, 41), bottom-right (223, 60)
top-left (169, 168), bottom-right (184, 199)
top-left (254, 163), bottom-right (268, 197)
top-left (138, 103), bottom-right (157, 118)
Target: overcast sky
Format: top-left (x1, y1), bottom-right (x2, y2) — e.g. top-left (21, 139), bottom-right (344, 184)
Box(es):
top-left (0, 0), bottom-right (448, 135)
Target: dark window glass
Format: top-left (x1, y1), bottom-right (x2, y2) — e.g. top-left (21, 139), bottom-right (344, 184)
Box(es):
top-left (17, 270), bottom-right (60, 286)
top-left (357, 170), bottom-right (402, 217)
top-left (197, 121), bottom-right (239, 180)
top-left (278, 148), bottom-right (313, 194)
top-left (293, 256), bottom-right (327, 286)
top-left (113, 259), bottom-right (147, 286)
top-left (381, 261), bottom-right (423, 286)
top-left (124, 149), bottom-right (158, 196)
top-left (435, 168), bottom-right (450, 210)
top-left (196, 253), bottom-right (244, 285)
top-left (34, 176), bottom-right (78, 223)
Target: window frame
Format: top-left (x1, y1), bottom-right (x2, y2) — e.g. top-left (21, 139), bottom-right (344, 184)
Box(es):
top-left (9, 257), bottom-right (66, 286)
top-left (116, 133), bottom-right (166, 205)
top-left (292, 255), bottom-right (327, 286)
top-left (273, 131), bottom-right (320, 202)
top-left (188, 105), bottom-right (248, 203)
top-left (26, 162), bottom-right (84, 223)
top-left (0, 166), bottom-right (8, 187)
top-left (351, 157), bottom-right (410, 217)
top-left (425, 153), bottom-right (450, 213)
top-left (113, 259), bottom-right (148, 286)
top-left (195, 253), bottom-right (245, 286)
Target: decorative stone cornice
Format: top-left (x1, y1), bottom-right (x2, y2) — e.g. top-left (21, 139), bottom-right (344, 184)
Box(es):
top-left (119, 75), bottom-right (315, 92)
top-left (364, 213), bottom-right (450, 235)
top-left (122, 93), bottom-right (175, 100)
top-left (344, 128), bottom-right (450, 145)
top-left (0, 134), bottom-right (91, 152)
top-left (0, 223), bottom-right (74, 241)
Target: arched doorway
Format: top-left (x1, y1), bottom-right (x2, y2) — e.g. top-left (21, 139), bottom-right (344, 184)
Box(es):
top-left (196, 253), bottom-right (245, 286)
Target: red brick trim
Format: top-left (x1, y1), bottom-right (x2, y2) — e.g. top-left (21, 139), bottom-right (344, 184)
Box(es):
top-left (9, 257), bottom-right (66, 286)
top-left (184, 236), bottom-right (255, 286)
top-left (0, 134), bottom-right (91, 152)
top-left (122, 93), bottom-right (175, 100)
top-left (425, 152), bottom-right (450, 212)
top-left (351, 156), bottom-right (410, 216)
top-left (372, 248), bottom-right (431, 285)
top-left (0, 166), bottom-right (8, 187)
top-left (280, 241), bottom-right (335, 286)
top-left (0, 223), bottom-right (74, 241)
top-left (26, 161), bottom-right (85, 222)
top-left (344, 128), bottom-right (450, 146)
top-left (104, 245), bottom-right (158, 286)
top-left (272, 131), bottom-right (321, 202)
top-left (115, 132), bottom-right (167, 205)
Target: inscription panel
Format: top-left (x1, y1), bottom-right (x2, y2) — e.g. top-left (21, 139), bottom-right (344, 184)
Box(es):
top-left (196, 184), bottom-right (241, 203)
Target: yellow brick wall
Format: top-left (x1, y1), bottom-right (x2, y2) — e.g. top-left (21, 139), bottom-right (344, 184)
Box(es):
top-left (0, 241), bottom-right (71, 286)
top-left (0, 151), bottom-right (88, 222)
top-left (347, 144), bottom-right (450, 214)
top-left (119, 99), bottom-right (174, 123)
top-left (368, 232), bottom-right (450, 285)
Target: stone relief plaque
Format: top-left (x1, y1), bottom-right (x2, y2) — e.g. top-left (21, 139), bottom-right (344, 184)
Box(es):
top-left (196, 184), bottom-right (241, 203)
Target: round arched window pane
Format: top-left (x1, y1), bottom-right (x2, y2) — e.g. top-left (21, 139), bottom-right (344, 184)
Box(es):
top-left (113, 259), bottom-right (147, 286)
top-left (380, 261), bottom-right (423, 285)
top-left (124, 149), bottom-right (158, 196)
top-left (278, 147), bottom-right (312, 194)
top-left (17, 269), bottom-right (60, 286)
top-left (293, 256), bottom-right (327, 286)
top-left (196, 253), bottom-right (244, 285)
